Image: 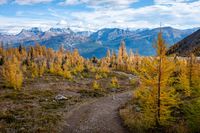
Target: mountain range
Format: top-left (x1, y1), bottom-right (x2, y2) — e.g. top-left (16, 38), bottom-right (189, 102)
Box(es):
top-left (0, 27), bottom-right (199, 58)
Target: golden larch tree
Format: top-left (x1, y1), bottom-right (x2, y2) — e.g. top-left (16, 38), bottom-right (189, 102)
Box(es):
top-left (135, 32), bottom-right (179, 128)
top-left (2, 55), bottom-right (23, 90)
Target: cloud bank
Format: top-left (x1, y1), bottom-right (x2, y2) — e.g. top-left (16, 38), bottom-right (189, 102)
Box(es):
top-left (0, 0), bottom-right (200, 34)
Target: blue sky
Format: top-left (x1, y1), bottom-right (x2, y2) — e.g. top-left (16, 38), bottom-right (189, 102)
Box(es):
top-left (0, 0), bottom-right (200, 34)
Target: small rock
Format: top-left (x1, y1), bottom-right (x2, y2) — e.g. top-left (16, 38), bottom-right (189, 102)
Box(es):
top-left (20, 127), bottom-right (25, 131)
top-left (129, 77), bottom-right (132, 80)
top-left (110, 88), bottom-right (117, 92)
top-left (135, 106), bottom-right (141, 112)
top-left (55, 94), bottom-right (68, 100)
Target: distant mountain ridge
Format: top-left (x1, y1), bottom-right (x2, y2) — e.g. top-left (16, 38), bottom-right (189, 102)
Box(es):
top-left (0, 27), bottom-right (199, 58)
top-left (167, 29), bottom-right (200, 56)
top-left (77, 27), bottom-right (198, 58)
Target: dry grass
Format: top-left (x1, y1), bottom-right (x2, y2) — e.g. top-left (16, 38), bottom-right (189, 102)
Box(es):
top-left (120, 101), bottom-right (148, 133)
top-left (120, 100), bottom-right (190, 133)
top-left (0, 71), bottom-right (134, 132)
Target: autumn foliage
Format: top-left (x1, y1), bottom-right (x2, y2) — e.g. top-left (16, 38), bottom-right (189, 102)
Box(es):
top-left (120, 33), bottom-right (200, 132)
top-left (0, 35), bottom-right (199, 132)
top-left (2, 55), bottom-right (23, 90)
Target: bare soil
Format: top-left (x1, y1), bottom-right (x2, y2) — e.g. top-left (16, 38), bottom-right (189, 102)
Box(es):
top-left (63, 91), bottom-right (132, 133)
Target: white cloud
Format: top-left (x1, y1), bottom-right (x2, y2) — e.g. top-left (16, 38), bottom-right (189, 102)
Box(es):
top-left (57, 20), bottom-right (68, 25)
top-left (60, 0), bottom-right (200, 30)
top-left (59, 0), bottom-right (80, 5)
top-left (0, 0), bottom-right (7, 4)
top-left (154, 0), bottom-right (196, 5)
top-left (59, 0), bottom-right (139, 9)
top-left (15, 0), bottom-right (53, 5)
top-left (1, 0), bottom-right (200, 33)
top-left (0, 0), bottom-right (53, 5)
top-left (16, 11), bottom-right (23, 16)
top-left (0, 16), bottom-right (57, 34)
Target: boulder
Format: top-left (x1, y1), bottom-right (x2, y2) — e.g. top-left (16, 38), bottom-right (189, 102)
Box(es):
top-left (55, 94), bottom-right (68, 100)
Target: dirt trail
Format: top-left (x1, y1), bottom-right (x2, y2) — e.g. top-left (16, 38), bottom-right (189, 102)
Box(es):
top-left (62, 91), bottom-right (132, 133)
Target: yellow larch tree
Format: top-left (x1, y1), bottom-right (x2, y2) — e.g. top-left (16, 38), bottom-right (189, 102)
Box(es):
top-left (172, 57), bottom-right (191, 97)
top-left (135, 32), bottom-right (179, 128)
top-left (72, 49), bottom-right (84, 74)
top-left (187, 54), bottom-right (200, 93)
top-left (2, 55), bottom-right (23, 90)
top-left (117, 41), bottom-right (128, 70)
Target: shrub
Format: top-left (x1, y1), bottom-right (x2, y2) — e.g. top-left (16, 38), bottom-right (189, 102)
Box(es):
top-left (109, 77), bottom-right (119, 88)
top-left (95, 73), bottom-right (102, 80)
top-left (183, 98), bottom-right (200, 132)
top-left (120, 104), bottom-right (148, 133)
top-left (62, 70), bottom-right (72, 79)
top-left (30, 62), bottom-right (39, 78)
top-left (129, 78), bottom-right (138, 88)
top-left (38, 60), bottom-right (46, 77)
top-left (92, 80), bottom-right (101, 90)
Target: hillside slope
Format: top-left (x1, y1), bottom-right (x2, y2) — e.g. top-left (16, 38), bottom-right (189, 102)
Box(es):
top-left (167, 29), bottom-right (200, 56)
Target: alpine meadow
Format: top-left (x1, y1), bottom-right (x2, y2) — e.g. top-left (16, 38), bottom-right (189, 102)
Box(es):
top-left (0, 0), bottom-right (200, 133)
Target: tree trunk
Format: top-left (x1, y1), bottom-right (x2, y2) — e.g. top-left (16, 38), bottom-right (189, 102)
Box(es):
top-left (156, 56), bottom-right (162, 126)
top-left (189, 55), bottom-right (193, 88)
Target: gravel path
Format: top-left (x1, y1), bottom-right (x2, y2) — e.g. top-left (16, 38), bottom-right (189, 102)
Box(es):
top-left (62, 91), bottom-right (132, 133)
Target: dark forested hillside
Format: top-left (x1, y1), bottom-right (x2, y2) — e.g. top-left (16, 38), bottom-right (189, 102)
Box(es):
top-left (167, 29), bottom-right (200, 56)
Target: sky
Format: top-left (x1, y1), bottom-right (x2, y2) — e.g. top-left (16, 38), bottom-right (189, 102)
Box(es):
top-left (0, 0), bottom-right (200, 34)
